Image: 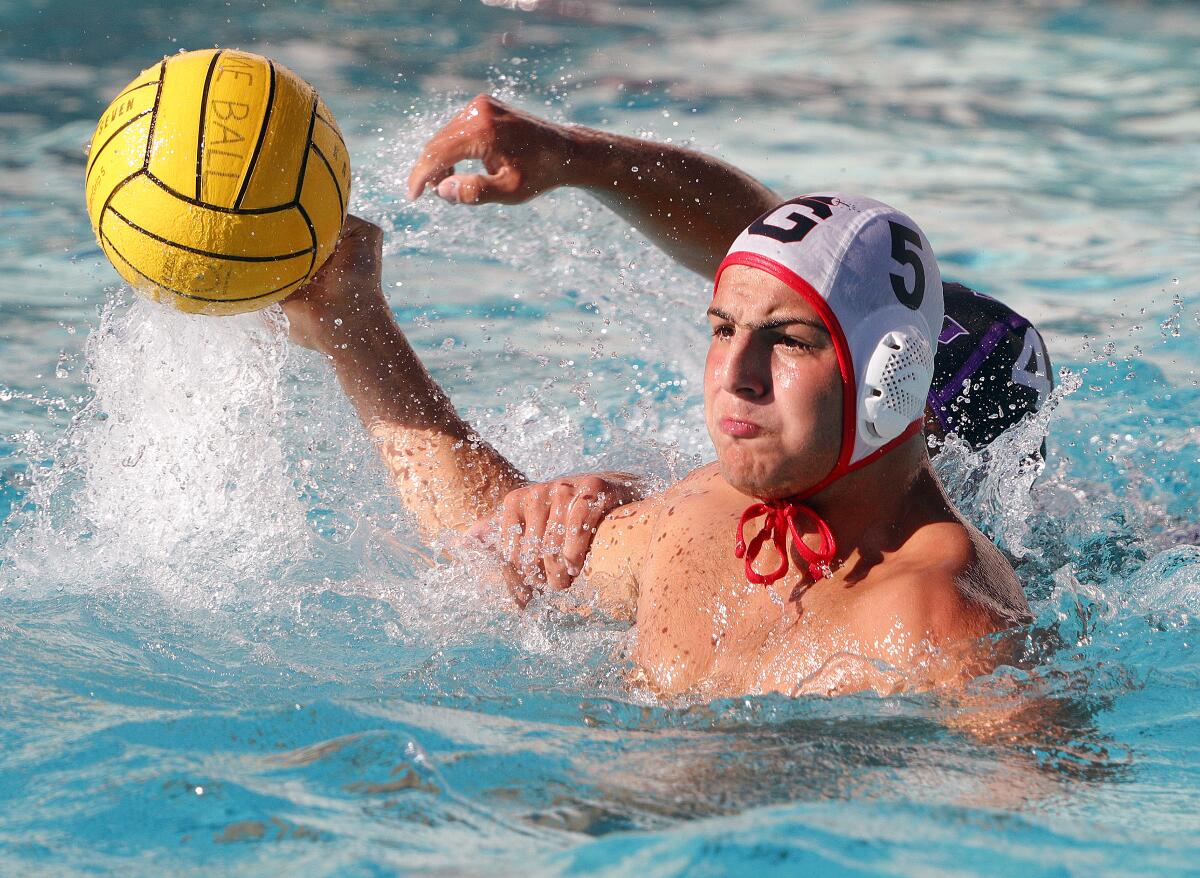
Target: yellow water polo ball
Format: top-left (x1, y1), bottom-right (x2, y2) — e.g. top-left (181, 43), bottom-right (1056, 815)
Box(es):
top-left (84, 49), bottom-right (351, 316)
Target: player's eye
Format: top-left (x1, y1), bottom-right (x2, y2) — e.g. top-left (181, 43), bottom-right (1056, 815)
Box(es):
top-left (775, 334), bottom-right (814, 352)
top-left (711, 323), bottom-right (735, 340)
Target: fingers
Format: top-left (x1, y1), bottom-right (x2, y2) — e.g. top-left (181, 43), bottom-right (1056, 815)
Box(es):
top-left (406, 128), bottom-right (474, 201)
top-left (515, 488), bottom-right (552, 588)
top-left (342, 213), bottom-right (377, 236)
top-left (343, 214), bottom-right (383, 249)
top-left (483, 474), bottom-right (638, 604)
top-left (407, 97), bottom-right (495, 200)
top-left (500, 563), bottom-right (533, 609)
top-left (315, 214), bottom-right (381, 276)
top-left (497, 485), bottom-right (556, 600)
top-left (539, 484), bottom-right (573, 591)
top-left (408, 95), bottom-right (535, 205)
top-left (285, 214), bottom-right (379, 305)
top-left (488, 482), bottom-right (575, 597)
top-left (407, 145), bottom-right (471, 202)
top-left (560, 489), bottom-right (604, 583)
top-left (498, 497), bottom-right (533, 607)
top-left (463, 512), bottom-right (532, 607)
top-left (423, 165), bottom-right (454, 195)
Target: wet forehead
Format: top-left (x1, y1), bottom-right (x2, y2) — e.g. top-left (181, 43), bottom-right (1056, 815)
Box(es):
top-left (710, 264), bottom-right (825, 327)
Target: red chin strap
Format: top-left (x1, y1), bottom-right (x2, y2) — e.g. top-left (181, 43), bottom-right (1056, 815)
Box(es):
top-left (736, 500), bottom-right (836, 584)
top-left (734, 419), bottom-right (923, 586)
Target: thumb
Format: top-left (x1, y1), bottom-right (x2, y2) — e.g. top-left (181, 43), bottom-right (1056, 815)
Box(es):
top-left (436, 165), bottom-right (522, 205)
top-left (466, 516), bottom-right (496, 544)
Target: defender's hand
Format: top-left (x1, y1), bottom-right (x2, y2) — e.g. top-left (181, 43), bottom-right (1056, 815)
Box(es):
top-left (282, 215), bottom-right (392, 357)
top-left (407, 95), bottom-right (576, 205)
top-left (473, 473), bottom-right (645, 599)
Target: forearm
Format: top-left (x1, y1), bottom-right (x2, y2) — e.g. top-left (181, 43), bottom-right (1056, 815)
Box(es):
top-left (327, 318), bottom-right (526, 536)
top-left (566, 127), bottom-right (778, 277)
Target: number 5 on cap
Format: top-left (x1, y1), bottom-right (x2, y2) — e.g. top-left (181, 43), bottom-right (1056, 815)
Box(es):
top-left (888, 221), bottom-right (926, 310)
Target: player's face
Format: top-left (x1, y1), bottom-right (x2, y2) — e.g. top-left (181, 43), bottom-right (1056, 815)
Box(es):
top-left (704, 265), bottom-right (843, 499)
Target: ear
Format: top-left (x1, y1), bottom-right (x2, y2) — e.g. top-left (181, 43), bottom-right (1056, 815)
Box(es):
top-left (860, 324), bottom-right (935, 444)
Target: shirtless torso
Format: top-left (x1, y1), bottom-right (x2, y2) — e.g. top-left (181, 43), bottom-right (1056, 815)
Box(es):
top-left (586, 461), bottom-right (1028, 698)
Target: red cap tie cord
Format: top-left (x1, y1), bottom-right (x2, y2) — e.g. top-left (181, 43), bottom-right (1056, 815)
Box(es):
top-left (713, 193), bottom-right (942, 587)
top-left (730, 418), bottom-right (923, 585)
top-left (735, 500), bottom-right (836, 584)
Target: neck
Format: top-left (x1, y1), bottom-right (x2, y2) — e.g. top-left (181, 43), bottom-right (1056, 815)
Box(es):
top-left (721, 432), bottom-right (952, 586)
top-left (800, 433), bottom-right (947, 560)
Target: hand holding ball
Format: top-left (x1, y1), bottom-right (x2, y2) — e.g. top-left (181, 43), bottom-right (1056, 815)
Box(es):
top-left (85, 49), bottom-right (351, 315)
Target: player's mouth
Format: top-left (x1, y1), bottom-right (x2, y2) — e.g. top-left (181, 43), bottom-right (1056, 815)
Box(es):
top-left (719, 417), bottom-right (763, 438)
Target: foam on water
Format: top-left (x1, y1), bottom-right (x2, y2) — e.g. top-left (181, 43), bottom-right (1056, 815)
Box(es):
top-left (932, 366), bottom-right (1083, 558)
top-left (3, 296), bottom-right (304, 607)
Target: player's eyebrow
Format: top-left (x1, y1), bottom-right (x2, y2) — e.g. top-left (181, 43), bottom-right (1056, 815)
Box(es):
top-left (706, 306), bottom-right (829, 335)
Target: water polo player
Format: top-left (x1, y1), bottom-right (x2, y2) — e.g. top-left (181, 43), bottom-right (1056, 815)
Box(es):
top-left (282, 192), bottom-right (1031, 697)
top-left (408, 96), bottom-right (1053, 593)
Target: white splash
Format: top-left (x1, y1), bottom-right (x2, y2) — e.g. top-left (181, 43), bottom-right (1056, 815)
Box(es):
top-left (933, 367), bottom-right (1083, 557)
top-left (4, 295), bottom-right (306, 606)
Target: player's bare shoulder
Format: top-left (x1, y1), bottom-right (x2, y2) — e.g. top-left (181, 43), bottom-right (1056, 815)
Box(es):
top-left (582, 462), bottom-right (727, 616)
top-left (950, 518), bottom-right (1031, 627)
top-left (864, 516), bottom-right (1029, 646)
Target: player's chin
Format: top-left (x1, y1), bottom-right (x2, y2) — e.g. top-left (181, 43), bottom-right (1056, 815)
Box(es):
top-left (718, 448), bottom-right (789, 499)
top-left (718, 441), bottom-right (831, 500)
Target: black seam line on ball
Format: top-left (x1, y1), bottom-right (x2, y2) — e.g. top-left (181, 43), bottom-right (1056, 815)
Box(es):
top-left (105, 206), bottom-right (314, 263)
top-left (311, 143), bottom-right (344, 220)
top-left (142, 170), bottom-right (295, 214)
top-left (109, 79), bottom-right (161, 104)
top-left (85, 109), bottom-right (153, 184)
top-left (100, 228), bottom-right (308, 303)
top-left (195, 49), bottom-right (225, 202)
top-left (142, 59), bottom-right (168, 171)
top-left (292, 91), bottom-right (319, 205)
top-left (315, 113), bottom-right (347, 152)
top-left (295, 200), bottom-right (317, 280)
top-left (96, 169), bottom-right (144, 237)
top-left (234, 58), bottom-right (277, 210)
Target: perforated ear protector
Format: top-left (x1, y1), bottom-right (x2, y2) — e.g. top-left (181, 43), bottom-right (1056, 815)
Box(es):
top-left (842, 301), bottom-right (937, 458)
top-left (861, 326), bottom-right (935, 444)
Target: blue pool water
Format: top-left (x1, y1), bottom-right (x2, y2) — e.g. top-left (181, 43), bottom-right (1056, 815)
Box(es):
top-left (2, 1), bottom-right (1199, 874)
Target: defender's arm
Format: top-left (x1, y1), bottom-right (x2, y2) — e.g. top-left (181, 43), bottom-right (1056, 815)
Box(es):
top-left (407, 95), bottom-right (778, 278)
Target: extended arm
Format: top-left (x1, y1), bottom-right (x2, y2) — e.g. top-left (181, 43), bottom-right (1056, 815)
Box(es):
top-left (282, 217), bottom-right (526, 538)
top-left (406, 95), bottom-right (779, 278)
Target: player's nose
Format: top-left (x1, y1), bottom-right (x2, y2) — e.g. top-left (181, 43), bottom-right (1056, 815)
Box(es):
top-left (720, 333), bottom-right (770, 398)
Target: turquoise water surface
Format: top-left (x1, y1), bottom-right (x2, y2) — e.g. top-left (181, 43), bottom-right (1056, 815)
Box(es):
top-left (2, 1), bottom-right (1199, 875)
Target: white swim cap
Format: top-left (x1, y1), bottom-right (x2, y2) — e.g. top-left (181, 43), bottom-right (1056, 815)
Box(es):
top-left (716, 192), bottom-right (943, 489)
top-left (716, 194), bottom-right (944, 585)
